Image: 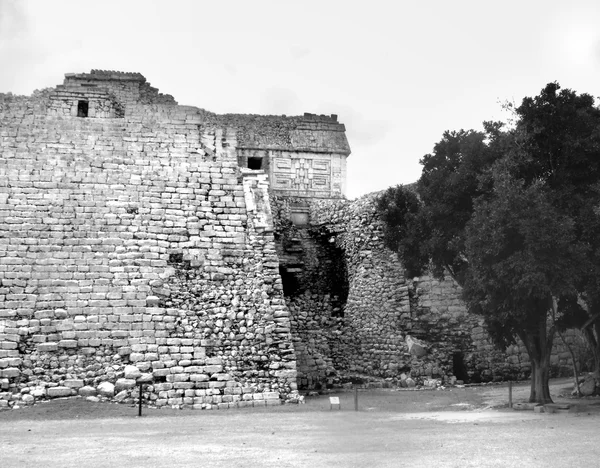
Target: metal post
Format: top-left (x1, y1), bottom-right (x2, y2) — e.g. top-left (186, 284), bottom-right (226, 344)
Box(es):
top-left (138, 384), bottom-right (143, 417)
top-left (508, 381), bottom-right (513, 408)
top-left (354, 386), bottom-right (358, 411)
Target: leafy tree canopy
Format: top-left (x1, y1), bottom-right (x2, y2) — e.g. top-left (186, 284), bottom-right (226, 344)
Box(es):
top-left (377, 82), bottom-right (600, 402)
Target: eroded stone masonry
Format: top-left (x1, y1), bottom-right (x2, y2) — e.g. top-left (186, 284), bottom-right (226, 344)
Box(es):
top-left (0, 71), bottom-right (587, 409)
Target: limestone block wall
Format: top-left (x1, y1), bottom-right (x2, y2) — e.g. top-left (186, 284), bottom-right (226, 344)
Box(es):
top-left (48, 88), bottom-right (123, 119)
top-left (0, 96), bottom-right (297, 409)
top-left (411, 274), bottom-right (513, 381)
top-left (414, 273), bottom-right (590, 380)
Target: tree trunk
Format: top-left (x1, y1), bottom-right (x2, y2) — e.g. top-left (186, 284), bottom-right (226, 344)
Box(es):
top-left (557, 329), bottom-right (581, 396)
top-left (591, 319), bottom-right (600, 376)
top-left (519, 316), bottom-right (555, 404)
top-left (583, 298), bottom-right (600, 376)
top-left (582, 324), bottom-right (600, 375)
top-left (593, 319), bottom-right (600, 377)
top-left (529, 355), bottom-right (553, 404)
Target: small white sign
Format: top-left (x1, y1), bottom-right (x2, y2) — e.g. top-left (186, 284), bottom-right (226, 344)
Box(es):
top-left (329, 397), bottom-right (340, 405)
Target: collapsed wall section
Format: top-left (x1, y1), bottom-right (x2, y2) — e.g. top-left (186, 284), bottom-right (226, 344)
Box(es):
top-left (277, 193), bottom-right (588, 388)
top-left (0, 96), bottom-right (297, 409)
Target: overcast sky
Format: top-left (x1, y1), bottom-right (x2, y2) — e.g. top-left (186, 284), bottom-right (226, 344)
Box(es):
top-left (1, 0), bottom-right (600, 198)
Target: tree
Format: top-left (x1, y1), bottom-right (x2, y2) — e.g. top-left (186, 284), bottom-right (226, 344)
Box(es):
top-left (379, 83), bottom-right (600, 402)
top-left (513, 83), bottom-right (600, 377)
top-left (376, 185), bottom-right (428, 277)
top-left (463, 174), bottom-right (587, 403)
top-left (416, 126), bottom-right (505, 282)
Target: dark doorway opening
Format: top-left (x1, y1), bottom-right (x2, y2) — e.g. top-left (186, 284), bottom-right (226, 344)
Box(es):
top-left (279, 266), bottom-right (300, 296)
top-left (247, 157), bottom-right (263, 170)
top-left (452, 352), bottom-right (470, 382)
top-left (77, 100), bottom-right (89, 117)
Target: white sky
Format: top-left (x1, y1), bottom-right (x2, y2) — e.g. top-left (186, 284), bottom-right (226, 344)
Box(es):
top-left (1, 0), bottom-right (600, 198)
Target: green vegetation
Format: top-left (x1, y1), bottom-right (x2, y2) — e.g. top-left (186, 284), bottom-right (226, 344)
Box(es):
top-left (378, 83), bottom-right (600, 404)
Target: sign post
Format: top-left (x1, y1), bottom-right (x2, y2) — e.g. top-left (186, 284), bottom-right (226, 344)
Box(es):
top-left (329, 396), bottom-right (341, 410)
top-left (138, 384), bottom-right (143, 417)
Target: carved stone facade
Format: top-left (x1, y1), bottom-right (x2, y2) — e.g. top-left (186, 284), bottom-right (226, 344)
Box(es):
top-left (235, 113), bottom-right (350, 199)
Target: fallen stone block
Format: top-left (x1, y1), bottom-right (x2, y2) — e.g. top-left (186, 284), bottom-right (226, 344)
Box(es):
top-left (64, 379), bottom-right (84, 388)
top-left (47, 386), bottom-right (73, 398)
top-left (124, 365), bottom-right (142, 380)
top-left (406, 335), bottom-right (428, 357)
top-left (115, 378), bottom-right (137, 391)
top-left (114, 390), bottom-right (129, 402)
top-left (30, 387), bottom-right (46, 398)
top-left (512, 402), bottom-right (538, 411)
top-left (79, 386), bottom-right (97, 397)
top-left (580, 378), bottom-right (596, 396)
top-left (98, 381), bottom-right (115, 397)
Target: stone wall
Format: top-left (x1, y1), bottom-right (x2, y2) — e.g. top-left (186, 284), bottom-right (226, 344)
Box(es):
top-left (0, 91), bottom-right (297, 409)
top-left (62, 70), bottom-right (177, 107)
top-left (2, 69), bottom-right (588, 411)
top-left (273, 193), bottom-right (591, 389)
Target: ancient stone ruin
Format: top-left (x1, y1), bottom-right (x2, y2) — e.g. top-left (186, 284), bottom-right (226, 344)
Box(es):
top-left (0, 70), bottom-right (588, 409)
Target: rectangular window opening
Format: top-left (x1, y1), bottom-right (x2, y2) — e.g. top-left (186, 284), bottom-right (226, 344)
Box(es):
top-left (77, 100), bottom-right (89, 118)
top-left (247, 157), bottom-right (263, 170)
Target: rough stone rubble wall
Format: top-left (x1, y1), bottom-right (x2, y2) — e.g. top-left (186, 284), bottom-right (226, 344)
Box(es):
top-left (277, 194), bottom-right (589, 388)
top-left (0, 95), bottom-right (297, 409)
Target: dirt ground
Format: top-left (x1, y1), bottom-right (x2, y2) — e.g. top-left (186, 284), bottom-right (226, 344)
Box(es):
top-left (1, 378), bottom-right (599, 468)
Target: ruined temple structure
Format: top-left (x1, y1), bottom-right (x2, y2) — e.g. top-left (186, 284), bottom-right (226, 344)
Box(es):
top-left (0, 71), bottom-right (585, 409)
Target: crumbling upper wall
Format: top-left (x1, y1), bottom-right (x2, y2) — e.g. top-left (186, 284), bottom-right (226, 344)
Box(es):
top-left (62, 70), bottom-right (177, 106)
top-left (4, 70), bottom-right (351, 199)
top-left (43, 70), bottom-right (177, 120)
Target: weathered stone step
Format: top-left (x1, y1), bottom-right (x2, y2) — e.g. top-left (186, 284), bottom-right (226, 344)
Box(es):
top-left (285, 267), bottom-right (304, 273)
